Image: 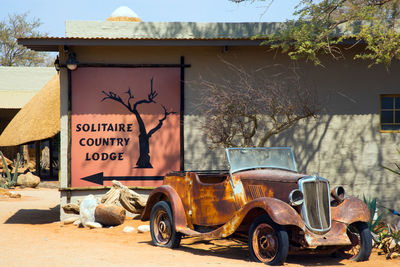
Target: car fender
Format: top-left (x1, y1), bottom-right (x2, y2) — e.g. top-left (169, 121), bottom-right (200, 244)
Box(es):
top-left (244, 197), bottom-right (305, 229)
top-left (198, 197), bottom-right (305, 239)
top-left (140, 185), bottom-right (188, 231)
top-left (331, 196), bottom-right (370, 224)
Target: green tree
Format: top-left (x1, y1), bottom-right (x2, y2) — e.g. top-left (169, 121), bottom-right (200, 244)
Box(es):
top-left (0, 12), bottom-right (50, 66)
top-left (232, 0), bottom-right (400, 68)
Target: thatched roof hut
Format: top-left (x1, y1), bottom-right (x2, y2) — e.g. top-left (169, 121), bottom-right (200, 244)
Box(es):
top-left (0, 74), bottom-right (60, 147)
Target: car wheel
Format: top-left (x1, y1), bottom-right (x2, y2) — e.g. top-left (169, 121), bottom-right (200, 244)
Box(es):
top-left (335, 222), bottom-right (372, 261)
top-left (150, 201), bottom-right (182, 248)
top-left (248, 214), bottom-right (289, 266)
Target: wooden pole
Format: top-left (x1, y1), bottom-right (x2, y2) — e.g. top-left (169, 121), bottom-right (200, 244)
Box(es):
top-left (49, 138), bottom-right (54, 178)
top-left (22, 145), bottom-right (29, 166)
top-left (35, 141), bottom-right (40, 177)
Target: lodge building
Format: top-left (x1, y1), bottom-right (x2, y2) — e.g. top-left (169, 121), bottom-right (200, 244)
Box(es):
top-left (15, 7), bottom-right (400, 220)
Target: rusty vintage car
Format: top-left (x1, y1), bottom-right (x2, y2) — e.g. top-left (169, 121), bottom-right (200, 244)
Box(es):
top-left (141, 147), bottom-right (372, 265)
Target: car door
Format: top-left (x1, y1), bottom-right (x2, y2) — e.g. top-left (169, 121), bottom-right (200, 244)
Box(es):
top-left (188, 172), bottom-right (237, 226)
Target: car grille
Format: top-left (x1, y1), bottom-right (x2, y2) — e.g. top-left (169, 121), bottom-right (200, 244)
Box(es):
top-left (299, 176), bottom-right (331, 233)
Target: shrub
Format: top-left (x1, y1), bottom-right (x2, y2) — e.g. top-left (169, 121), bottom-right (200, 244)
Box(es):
top-left (363, 195), bottom-right (385, 234)
top-left (0, 151), bottom-right (20, 189)
top-left (374, 220), bottom-right (400, 259)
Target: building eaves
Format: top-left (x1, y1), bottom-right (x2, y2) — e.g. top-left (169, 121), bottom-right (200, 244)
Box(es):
top-left (18, 36), bottom-right (267, 51)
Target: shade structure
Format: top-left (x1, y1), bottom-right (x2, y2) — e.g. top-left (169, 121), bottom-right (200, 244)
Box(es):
top-left (0, 74), bottom-right (60, 146)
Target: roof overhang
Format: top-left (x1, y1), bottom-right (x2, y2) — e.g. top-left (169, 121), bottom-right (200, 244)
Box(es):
top-left (18, 37), bottom-right (265, 52)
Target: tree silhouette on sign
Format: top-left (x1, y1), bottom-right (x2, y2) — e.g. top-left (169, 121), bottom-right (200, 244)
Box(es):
top-left (101, 78), bottom-right (177, 168)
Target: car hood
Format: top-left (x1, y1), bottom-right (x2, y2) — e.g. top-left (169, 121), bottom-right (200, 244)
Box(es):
top-left (233, 169), bottom-right (305, 183)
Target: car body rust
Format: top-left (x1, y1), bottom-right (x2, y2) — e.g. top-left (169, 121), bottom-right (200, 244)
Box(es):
top-left (141, 147), bottom-right (371, 261)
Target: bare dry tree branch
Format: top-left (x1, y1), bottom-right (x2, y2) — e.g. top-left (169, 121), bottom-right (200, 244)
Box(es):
top-left (200, 61), bottom-right (318, 148)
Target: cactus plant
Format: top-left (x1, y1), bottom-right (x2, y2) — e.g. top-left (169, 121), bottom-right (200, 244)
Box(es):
top-left (382, 149), bottom-right (400, 176)
top-left (0, 151), bottom-right (20, 188)
top-left (363, 194), bottom-right (385, 233)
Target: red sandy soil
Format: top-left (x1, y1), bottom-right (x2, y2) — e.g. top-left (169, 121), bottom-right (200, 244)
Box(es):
top-left (1, 187), bottom-right (399, 267)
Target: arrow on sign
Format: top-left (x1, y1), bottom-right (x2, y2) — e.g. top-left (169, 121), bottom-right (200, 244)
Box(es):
top-left (81, 172), bottom-right (164, 186)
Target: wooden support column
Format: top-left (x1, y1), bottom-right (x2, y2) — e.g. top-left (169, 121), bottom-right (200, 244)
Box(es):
top-left (49, 138), bottom-right (54, 178)
top-left (35, 141), bottom-right (41, 177)
top-left (22, 144), bottom-right (29, 165)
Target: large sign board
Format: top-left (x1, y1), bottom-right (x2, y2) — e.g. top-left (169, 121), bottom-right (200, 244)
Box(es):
top-left (71, 67), bottom-right (181, 187)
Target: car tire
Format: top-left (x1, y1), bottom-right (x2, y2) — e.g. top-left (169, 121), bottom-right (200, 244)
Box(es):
top-left (248, 214), bottom-right (289, 266)
top-left (150, 201), bottom-right (182, 248)
top-left (334, 222), bottom-right (372, 261)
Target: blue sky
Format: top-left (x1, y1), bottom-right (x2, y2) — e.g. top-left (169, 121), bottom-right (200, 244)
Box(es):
top-left (0, 0), bottom-right (296, 36)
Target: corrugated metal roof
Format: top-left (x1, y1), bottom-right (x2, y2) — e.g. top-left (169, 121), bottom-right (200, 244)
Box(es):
top-left (0, 91), bottom-right (37, 109)
top-left (65, 21), bottom-right (282, 39)
top-left (18, 22), bottom-right (277, 52)
top-left (0, 67), bottom-right (56, 108)
top-left (18, 21), bottom-right (357, 52)
top-left (19, 36), bottom-right (257, 40)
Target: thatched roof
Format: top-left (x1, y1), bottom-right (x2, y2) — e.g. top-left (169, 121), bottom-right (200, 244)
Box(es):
top-left (0, 74), bottom-right (60, 146)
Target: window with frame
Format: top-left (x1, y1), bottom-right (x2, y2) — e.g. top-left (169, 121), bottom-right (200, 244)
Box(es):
top-left (380, 94), bottom-right (400, 132)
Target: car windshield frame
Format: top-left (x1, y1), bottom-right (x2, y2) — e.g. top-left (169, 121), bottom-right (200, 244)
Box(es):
top-left (225, 147), bottom-right (298, 174)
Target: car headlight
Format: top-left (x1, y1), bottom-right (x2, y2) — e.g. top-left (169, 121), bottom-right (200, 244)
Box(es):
top-left (289, 189), bottom-right (304, 206)
top-left (331, 186), bottom-right (345, 203)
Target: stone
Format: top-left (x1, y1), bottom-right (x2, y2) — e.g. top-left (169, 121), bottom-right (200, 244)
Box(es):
top-left (63, 216), bottom-right (79, 225)
top-left (9, 192), bottom-right (21, 198)
top-left (0, 188), bottom-right (21, 198)
top-left (79, 194), bottom-right (98, 227)
top-left (17, 172), bottom-right (40, 188)
top-left (85, 222), bottom-right (102, 229)
top-left (0, 188), bottom-right (10, 196)
top-left (122, 226), bottom-right (135, 233)
top-left (137, 224), bottom-right (150, 233)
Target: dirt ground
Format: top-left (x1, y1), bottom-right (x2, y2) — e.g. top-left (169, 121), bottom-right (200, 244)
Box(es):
top-left (1, 187), bottom-right (399, 267)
